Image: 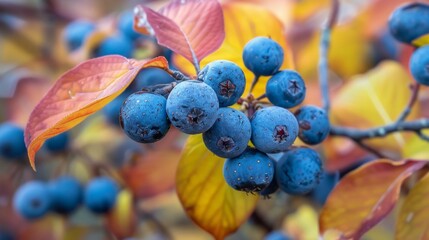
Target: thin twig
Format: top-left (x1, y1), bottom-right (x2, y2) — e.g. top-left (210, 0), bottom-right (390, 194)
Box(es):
top-left (396, 83), bottom-right (420, 123)
top-left (318, 0), bottom-right (339, 113)
top-left (352, 140), bottom-right (387, 159)
top-left (138, 209), bottom-right (172, 239)
top-left (248, 75), bottom-right (260, 94)
top-left (256, 93), bottom-right (266, 101)
top-left (330, 119), bottom-right (429, 140)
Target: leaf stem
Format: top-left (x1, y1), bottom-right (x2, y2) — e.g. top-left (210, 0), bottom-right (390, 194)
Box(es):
top-left (248, 75), bottom-right (260, 94)
top-left (396, 83), bottom-right (420, 123)
top-left (318, 0), bottom-right (339, 113)
top-left (352, 140), bottom-right (387, 159)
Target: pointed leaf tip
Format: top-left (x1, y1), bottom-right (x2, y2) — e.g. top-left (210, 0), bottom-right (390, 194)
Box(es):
top-left (24, 56), bottom-right (169, 170)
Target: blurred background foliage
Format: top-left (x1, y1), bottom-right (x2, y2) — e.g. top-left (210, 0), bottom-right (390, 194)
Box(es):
top-left (0, 0), bottom-right (420, 239)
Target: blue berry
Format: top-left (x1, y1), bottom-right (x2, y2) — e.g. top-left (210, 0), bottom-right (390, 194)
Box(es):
top-left (259, 158), bottom-right (279, 197)
top-left (251, 107), bottom-right (298, 153)
top-left (118, 11), bottom-right (141, 41)
top-left (132, 68), bottom-right (175, 91)
top-left (242, 37), bottom-right (284, 76)
top-left (264, 231), bottom-right (293, 240)
top-left (388, 3), bottom-right (429, 44)
top-left (13, 181), bottom-right (51, 220)
top-left (294, 105), bottom-right (330, 145)
top-left (198, 60), bottom-right (245, 107)
top-left (64, 20), bottom-right (95, 51)
top-left (203, 108), bottom-right (251, 158)
top-left (410, 45), bottom-right (429, 86)
top-left (0, 123), bottom-right (26, 160)
top-left (102, 90), bottom-right (131, 126)
top-left (84, 177), bottom-right (119, 214)
top-left (266, 70), bottom-right (306, 108)
top-left (223, 148), bottom-right (274, 193)
top-left (310, 171), bottom-right (339, 205)
top-left (48, 176), bottom-right (82, 214)
top-left (94, 34), bottom-right (134, 58)
top-left (44, 131), bottom-right (70, 153)
top-left (276, 147), bottom-right (323, 195)
top-left (120, 92), bottom-right (170, 143)
top-left (166, 80), bottom-right (219, 134)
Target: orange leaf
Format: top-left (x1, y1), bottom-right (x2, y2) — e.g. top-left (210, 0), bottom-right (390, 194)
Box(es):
top-left (396, 171), bottom-right (429, 239)
top-left (173, 2), bottom-right (294, 97)
top-left (135, 0), bottom-right (224, 66)
top-left (24, 55), bottom-right (168, 170)
top-left (176, 135), bottom-right (259, 239)
top-left (319, 159), bottom-right (425, 239)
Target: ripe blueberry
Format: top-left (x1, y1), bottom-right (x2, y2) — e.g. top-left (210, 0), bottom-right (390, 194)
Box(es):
top-left (120, 92), bottom-right (170, 143)
top-left (266, 70), bottom-right (306, 108)
top-left (410, 45), bottom-right (429, 86)
top-left (198, 60), bottom-right (245, 107)
top-left (203, 107), bottom-right (251, 158)
top-left (132, 68), bottom-right (175, 91)
top-left (84, 177), bottom-right (119, 214)
top-left (0, 123), bottom-right (26, 160)
top-left (13, 181), bottom-right (51, 220)
top-left (48, 176), bottom-right (82, 214)
top-left (0, 229), bottom-right (14, 240)
top-left (223, 148), bottom-right (274, 193)
top-left (276, 147), bottom-right (323, 195)
top-left (388, 2), bottom-right (429, 44)
top-left (166, 80), bottom-right (219, 134)
top-left (294, 105), bottom-right (330, 145)
top-left (243, 37), bottom-right (284, 76)
top-left (93, 34), bottom-right (134, 58)
top-left (251, 107), bottom-right (298, 153)
top-left (64, 20), bottom-right (95, 51)
top-left (118, 11), bottom-right (141, 41)
top-left (44, 131), bottom-right (70, 153)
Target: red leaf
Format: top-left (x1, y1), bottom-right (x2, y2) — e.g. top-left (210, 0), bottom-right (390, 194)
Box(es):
top-left (135, 0), bottom-right (224, 67)
top-left (319, 159), bottom-right (425, 239)
top-left (25, 55), bottom-right (168, 170)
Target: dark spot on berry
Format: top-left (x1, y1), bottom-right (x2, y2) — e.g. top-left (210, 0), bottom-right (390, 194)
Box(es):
top-left (31, 199), bottom-right (41, 208)
top-left (273, 125), bottom-right (289, 143)
top-left (187, 108), bottom-right (204, 124)
top-left (299, 120), bottom-right (311, 130)
top-left (288, 80), bottom-right (301, 95)
top-left (172, 117), bottom-right (178, 122)
top-left (217, 137), bottom-right (236, 152)
top-left (219, 80), bottom-right (236, 98)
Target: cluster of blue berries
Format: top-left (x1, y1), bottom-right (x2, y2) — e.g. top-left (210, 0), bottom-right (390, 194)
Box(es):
top-left (117, 36), bottom-right (330, 196)
top-left (64, 11), bottom-right (143, 58)
top-left (389, 2), bottom-right (429, 86)
top-left (0, 123), bottom-right (70, 163)
top-left (13, 176), bottom-right (119, 220)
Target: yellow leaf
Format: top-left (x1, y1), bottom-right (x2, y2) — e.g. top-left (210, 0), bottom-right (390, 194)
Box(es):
top-left (106, 189), bottom-right (137, 239)
top-left (331, 61), bottom-right (420, 156)
top-left (396, 171), bottom-right (429, 239)
top-left (296, 19), bottom-right (372, 81)
top-left (176, 135), bottom-right (259, 239)
top-left (284, 204), bottom-right (319, 240)
top-left (412, 33), bottom-right (429, 47)
top-left (173, 2), bottom-right (294, 98)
